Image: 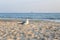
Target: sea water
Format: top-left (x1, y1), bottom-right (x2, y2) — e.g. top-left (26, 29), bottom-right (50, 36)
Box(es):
top-left (0, 13), bottom-right (60, 22)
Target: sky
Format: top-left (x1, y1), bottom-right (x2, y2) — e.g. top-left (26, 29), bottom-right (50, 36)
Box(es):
top-left (0, 0), bottom-right (60, 13)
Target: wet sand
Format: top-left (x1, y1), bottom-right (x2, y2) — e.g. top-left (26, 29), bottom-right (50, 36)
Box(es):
top-left (0, 19), bottom-right (60, 40)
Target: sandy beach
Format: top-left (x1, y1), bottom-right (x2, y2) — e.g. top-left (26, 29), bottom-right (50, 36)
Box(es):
top-left (0, 19), bottom-right (60, 40)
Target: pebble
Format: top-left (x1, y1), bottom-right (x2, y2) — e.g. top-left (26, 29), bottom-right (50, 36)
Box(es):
top-left (0, 20), bottom-right (60, 40)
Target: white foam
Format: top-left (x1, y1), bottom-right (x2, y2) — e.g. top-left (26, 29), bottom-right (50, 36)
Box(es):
top-left (42, 19), bottom-right (60, 22)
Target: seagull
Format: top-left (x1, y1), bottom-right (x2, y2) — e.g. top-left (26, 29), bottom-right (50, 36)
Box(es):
top-left (24, 19), bottom-right (29, 25)
top-left (18, 19), bottom-right (29, 25)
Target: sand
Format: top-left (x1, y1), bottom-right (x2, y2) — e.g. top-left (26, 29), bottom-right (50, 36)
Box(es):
top-left (0, 19), bottom-right (60, 40)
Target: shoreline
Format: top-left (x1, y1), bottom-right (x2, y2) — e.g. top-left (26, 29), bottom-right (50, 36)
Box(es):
top-left (0, 18), bottom-right (60, 23)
